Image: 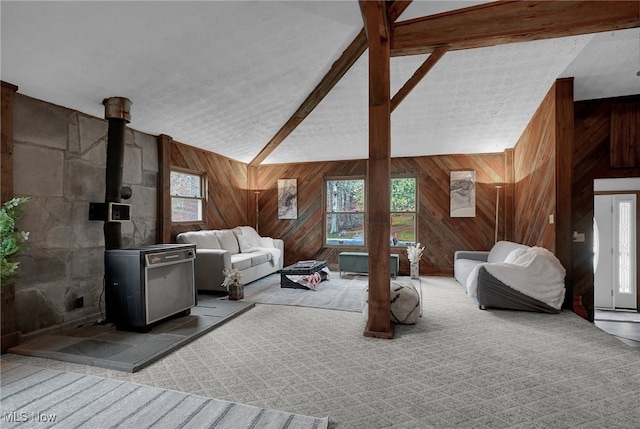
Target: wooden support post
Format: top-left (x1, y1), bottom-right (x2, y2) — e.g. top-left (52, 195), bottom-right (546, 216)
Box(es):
top-left (360, 0), bottom-right (393, 339)
top-left (554, 78), bottom-right (574, 308)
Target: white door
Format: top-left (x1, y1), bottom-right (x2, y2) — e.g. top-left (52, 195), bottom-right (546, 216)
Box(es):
top-left (594, 194), bottom-right (637, 310)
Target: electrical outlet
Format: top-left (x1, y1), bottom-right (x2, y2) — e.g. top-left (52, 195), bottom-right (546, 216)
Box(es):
top-left (75, 297), bottom-right (84, 308)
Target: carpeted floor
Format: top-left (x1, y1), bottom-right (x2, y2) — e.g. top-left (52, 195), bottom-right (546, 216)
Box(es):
top-left (4, 276), bottom-right (640, 428)
top-left (0, 360), bottom-right (328, 429)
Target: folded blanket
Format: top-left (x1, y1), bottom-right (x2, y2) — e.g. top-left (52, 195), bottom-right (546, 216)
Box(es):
top-left (255, 246), bottom-right (281, 268)
top-left (467, 246), bottom-right (566, 310)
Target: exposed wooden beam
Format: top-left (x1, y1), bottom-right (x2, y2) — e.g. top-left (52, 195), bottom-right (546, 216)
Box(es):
top-left (360, 0), bottom-right (393, 340)
top-left (391, 0), bottom-right (640, 56)
top-left (249, 1), bottom-right (412, 166)
top-left (249, 31), bottom-right (366, 166)
top-left (390, 45), bottom-right (448, 112)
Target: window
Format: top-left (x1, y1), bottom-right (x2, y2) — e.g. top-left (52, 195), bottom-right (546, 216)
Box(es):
top-left (325, 178), bottom-right (365, 246)
top-left (324, 176), bottom-right (417, 247)
top-left (391, 177), bottom-right (417, 247)
top-left (170, 169), bottom-right (206, 223)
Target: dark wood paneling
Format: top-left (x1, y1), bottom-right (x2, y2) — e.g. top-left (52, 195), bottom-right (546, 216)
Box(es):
top-left (572, 94), bottom-right (640, 321)
top-left (257, 153), bottom-right (503, 277)
top-left (610, 101), bottom-right (640, 168)
top-left (169, 141), bottom-right (248, 239)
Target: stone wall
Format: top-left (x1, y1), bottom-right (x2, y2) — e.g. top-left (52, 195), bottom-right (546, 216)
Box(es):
top-left (12, 94), bottom-right (158, 336)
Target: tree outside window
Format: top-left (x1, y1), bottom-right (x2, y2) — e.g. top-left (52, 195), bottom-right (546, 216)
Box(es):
top-left (324, 177), bottom-right (417, 247)
top-left (170, 170), bottom-right (205, 223)
top-left (325, 179), bottom-right (365, 246)
top-left (390, 177), bottom-right (417, 247)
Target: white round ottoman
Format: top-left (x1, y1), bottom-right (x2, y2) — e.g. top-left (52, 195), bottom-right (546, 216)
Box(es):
top-left (361, 281), bottom-right (420, 325)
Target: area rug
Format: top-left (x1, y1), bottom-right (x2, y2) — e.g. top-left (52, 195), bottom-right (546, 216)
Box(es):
top-left (0, 361), bottom-right (328, 429)
top-left (8, 298), bottom-right (253, 373)
top-left (243, 273), bottom-right (367, 312)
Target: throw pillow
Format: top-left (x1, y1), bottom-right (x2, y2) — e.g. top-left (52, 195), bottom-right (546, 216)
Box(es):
top-left (237, 235), bottom-right (258, 253)
top-left (258, 237), bottom-right (275, 248)
top-left (214, 230), bottom-right (240, 254)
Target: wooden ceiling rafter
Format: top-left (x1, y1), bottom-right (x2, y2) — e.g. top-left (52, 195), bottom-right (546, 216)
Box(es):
top-left (390, 45), bottom-right (448, 113)
top-left (249, 0), bottom-right (412, 166)
top-left (250, 0), bottom-right (639, 166)
top-left (391, 0), bottom-right (640, 56)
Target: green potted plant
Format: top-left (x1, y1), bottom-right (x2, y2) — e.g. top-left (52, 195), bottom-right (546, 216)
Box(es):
top-left (1, 196), bottom-right (30, 289)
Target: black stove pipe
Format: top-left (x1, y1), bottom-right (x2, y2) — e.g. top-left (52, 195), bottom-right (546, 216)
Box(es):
top-left (103, 97), bottom-right (131, 250)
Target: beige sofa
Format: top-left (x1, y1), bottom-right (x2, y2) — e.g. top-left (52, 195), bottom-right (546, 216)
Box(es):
top-left (176, 226), bottom-right (284, 292)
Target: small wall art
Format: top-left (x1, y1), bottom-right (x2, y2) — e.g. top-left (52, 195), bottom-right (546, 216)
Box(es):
top-left (450, 170), bottom-right (476, 217)
top-left (277, 179), bottom-right (297, 219)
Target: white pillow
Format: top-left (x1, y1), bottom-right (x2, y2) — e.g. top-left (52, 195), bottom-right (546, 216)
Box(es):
top-left (258, 237), bottom-right (275, 248)
top-left (504, 248), bottom-right (528, 264)
top-left (237, 235), bottom-right (258, 253)
top-left (214, 230), bottom-right (240, 254)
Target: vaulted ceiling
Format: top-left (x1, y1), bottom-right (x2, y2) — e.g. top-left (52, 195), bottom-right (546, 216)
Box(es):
top-left (2, 1), bottom-right (639, 164)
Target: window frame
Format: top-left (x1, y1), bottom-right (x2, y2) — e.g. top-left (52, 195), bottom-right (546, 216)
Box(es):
top-left (390, 176), bottom-right (418, 248)
top-left (324, 176), bottom-right (366, 247)
top-left (170, 168), bottom-right (208, 225)
top-left (323, 175), bottom-right (418, 248)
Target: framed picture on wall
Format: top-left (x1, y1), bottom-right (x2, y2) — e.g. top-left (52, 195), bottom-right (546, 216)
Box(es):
top-left (450, 171), bottom-right (476, 217)
top-left (278, 179), bottom-right (298, 219)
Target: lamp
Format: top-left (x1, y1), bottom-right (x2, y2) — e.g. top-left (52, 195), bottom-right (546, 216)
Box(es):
top-left (254, 191), bottom-right (260, 233)
top-left (494, 185), bottom-right (502, 244)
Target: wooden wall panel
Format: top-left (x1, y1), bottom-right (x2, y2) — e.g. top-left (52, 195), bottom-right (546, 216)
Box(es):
top-left (169, 141), bottom-right (248, 239)
top-left (257, 153), bottom-right (503, 276)
top-left (256, 160), bottom-right (367, 270)
top-left (572, 94), bottom-right (640, 321)
top-left (554, 78), bottom-right (575, 300)
top-left (513, 85), bottom-right (557, 250)
top-left (610, 101), bottom-right (640, 168)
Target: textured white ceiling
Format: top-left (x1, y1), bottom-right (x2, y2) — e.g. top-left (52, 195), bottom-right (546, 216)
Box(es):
top-left (1, 1), bottom-right (638, 165)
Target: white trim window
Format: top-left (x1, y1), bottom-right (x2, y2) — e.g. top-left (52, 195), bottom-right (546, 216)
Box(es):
top-left (170, 169), bottom-right (206, 223)
top-left (390, 177), bottom-right (417, 247)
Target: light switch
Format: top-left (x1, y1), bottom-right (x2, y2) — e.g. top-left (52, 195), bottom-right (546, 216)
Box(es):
top-left (549, 214), bottom-right (554, 224)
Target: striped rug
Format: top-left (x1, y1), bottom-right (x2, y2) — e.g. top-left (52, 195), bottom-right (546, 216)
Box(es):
top-left (0, 361), bottom-right (328, 429)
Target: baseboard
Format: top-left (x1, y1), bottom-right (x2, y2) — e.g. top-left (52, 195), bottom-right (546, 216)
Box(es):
top-left (1, 331), bottom-right (22, 354)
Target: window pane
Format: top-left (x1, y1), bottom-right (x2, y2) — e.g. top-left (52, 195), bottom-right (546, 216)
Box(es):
top-left (171, 197), bottom-right (202, 222)
top-left (618, 200), bottom-right (631, 294)
top-left (170, 171), bottom-right (202, 197)
top-left (326, 213), bottom-right (364, 246)
top-left (391, 213), bottom-right (415, 246)
top-left (391, 178), bottom-right (416, 211)
top-left (326, 180), bottom-right (365, 213)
